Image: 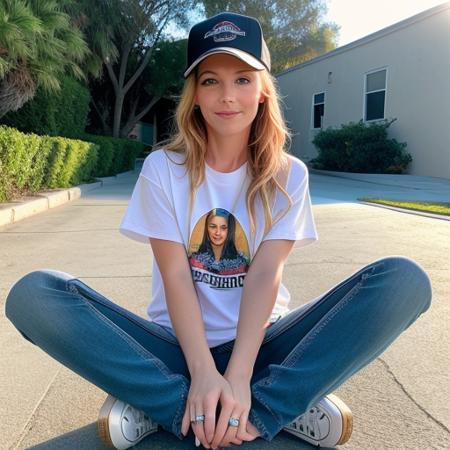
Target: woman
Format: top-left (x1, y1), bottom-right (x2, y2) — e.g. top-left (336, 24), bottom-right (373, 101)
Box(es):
top-left (189, 208), bottom-right (249, 275)
top-left (5, 11), bottom-right (432, 450)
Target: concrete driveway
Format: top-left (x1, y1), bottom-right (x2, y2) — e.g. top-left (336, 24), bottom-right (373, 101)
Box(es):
top-left (1, 166), bottom-right (449, 450)
top-left (309, 168), bottom-right (450, 204)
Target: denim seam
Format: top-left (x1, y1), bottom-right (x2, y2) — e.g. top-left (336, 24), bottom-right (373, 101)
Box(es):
top-left (250, 269), bottom-right (375, 428)
top-left (255, 266), bottom-right (376, 388)
top-left (68, 279), bottom-right (179, 346)
top-left (252, 386), bottom-right (284, 429)
top-left (67, 281), bottom-right (190, 438)
top-left (65, 281), bottom-right (179, 382)
top-left (279, 273), bottom-right (368, 370)
top-left (172, 381), bottom-right (189, 439)
top-left (278, 270), bottom-right (372, 375)
top-left (249, 407), bottom-right (272, 441)
top-left (253, 274), bottom-right (369, 434)
top-left (262, 265), bottom-right (377, 346)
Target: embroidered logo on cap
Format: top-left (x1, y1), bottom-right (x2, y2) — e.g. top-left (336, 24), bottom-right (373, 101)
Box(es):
top-left (204, 21), bottom-right (246, 42)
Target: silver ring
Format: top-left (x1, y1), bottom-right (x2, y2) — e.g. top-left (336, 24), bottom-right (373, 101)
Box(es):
top-left (191, 414), bottom-right (205, 423)
top-left (228, 417), bottom-right (240, 427)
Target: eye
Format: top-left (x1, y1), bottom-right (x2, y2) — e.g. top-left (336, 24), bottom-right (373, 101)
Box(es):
top-left (200, 78), bottom-right (217, 86)
top-left (236, 77), bottom-right (250, 84)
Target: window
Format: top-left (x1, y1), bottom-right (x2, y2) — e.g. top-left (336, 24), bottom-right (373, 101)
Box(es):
top-left (365, 69), bottom-right (387, 121)
top-left (312, 92), bottom-right (325, 129)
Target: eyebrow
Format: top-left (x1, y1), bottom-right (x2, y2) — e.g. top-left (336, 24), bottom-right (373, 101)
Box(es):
top-left (198, 69), bottom-right (254, 78)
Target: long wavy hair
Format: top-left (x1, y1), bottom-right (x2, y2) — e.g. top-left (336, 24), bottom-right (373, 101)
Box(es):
top-left (198, 208), bottom-right (239, 260)
top-left (156, 64), bottom-right (293, 240)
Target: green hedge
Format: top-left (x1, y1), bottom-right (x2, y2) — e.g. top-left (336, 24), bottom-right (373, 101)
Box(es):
top-left (81, 133), bottom-right (146, 177)
top-left (311, 118), bottom-right (412, 174)
top-left (0, 126), bottom-right (144, 202)
top-left (1, 76), bottom-right (91, 138)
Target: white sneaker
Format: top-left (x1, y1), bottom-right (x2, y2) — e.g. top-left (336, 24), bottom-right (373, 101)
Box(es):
top-left (283, 394), bottom-right (353, 447)
top-left (97, 394), bottom-right (159, 449)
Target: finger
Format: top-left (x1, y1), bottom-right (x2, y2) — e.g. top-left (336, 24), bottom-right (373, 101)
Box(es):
top-left (225, 408), bottom-right (243, 446)
top-left (235, 411), bottom-right (254, 441)
top-left (189, 402), bottom-right (198, 441)
top-left (210, 395), bottom-right (234, 447)
top-left (220, 428), bottom-right (242, 447)
top-left (203, 396), bottom-right (218, 445)
top-left (182, 401), bottom-right (193, 437)
top-left (192, 402), bottom-right (209, 449)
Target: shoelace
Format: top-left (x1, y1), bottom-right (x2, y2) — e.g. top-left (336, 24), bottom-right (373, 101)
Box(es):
top-left (123, 406), bottom-right (155, 438)
top-left (289, 406), bottom-right (329, 440)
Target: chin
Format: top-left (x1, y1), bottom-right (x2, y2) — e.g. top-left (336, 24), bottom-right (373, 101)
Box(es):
top-left (207, 118), bottom-right (254, 137)
top-left (215, 126), bottom-right (252, 138)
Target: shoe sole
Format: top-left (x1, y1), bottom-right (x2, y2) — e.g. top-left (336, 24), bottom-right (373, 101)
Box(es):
top-left (97, 395), bottom-right (117, 449)
top-left (327, 393), bottom-right (353, 445)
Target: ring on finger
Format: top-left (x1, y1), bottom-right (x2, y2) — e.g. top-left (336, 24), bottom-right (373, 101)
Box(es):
top-left (191, 414), bottom-right (205, 423)
top-left (228, 417), bottom-right (240, 427)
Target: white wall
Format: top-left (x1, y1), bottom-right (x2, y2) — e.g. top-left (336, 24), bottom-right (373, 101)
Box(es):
top-left (277, 5), bottom-right (450, 179)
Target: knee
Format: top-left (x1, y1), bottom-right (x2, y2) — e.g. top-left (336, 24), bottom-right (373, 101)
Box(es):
top-left (381, 256), bottom-right (432, 314)
top-left (5, 269), bottom-right (74, 324)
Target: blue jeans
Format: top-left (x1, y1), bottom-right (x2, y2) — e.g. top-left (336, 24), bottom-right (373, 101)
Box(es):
top-left (4, 255), bottom-right (432, 442)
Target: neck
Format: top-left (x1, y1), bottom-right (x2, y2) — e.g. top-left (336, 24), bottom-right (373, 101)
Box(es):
top-left (205, 131), bottom-right (249, 172)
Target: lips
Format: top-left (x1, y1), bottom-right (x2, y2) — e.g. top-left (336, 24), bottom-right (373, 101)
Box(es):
top-left (215, 111), bottom-right (240, 118)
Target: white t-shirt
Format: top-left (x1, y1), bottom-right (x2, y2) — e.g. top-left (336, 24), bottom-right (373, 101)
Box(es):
top-left (119, 149), bottom-right (318, 348)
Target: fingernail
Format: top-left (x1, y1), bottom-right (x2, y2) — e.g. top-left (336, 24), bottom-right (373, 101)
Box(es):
top-left (195, 436), bottom-right (200, 447)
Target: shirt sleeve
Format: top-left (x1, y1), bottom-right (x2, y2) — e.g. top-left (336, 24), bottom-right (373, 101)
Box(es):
top-left (262, 166), bottom-right (318, 247)
top-left (119, 170), bottom-right (184, 245)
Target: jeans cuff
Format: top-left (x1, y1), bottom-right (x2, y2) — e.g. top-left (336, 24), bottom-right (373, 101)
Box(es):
top-left (249, 383), bottom-right (282, 441)
top-left (171, 379), bottom-right (189, 440)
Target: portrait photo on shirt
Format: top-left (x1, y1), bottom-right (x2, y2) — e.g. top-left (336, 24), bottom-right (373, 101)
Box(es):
top-left (188, 208), bottom-right (250, 288)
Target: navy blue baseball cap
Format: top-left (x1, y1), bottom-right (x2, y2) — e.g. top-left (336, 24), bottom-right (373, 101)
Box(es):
top-left (183, 12), bottom-right (271, 78)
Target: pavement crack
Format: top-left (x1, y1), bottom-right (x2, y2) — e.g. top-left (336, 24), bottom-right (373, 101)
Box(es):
top-left (378, 357), bottom-right (450, 435)
top-left (10, 366), bottom-right (62, 450)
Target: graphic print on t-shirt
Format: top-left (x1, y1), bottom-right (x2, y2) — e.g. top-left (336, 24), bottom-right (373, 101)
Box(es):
top-left (188, 208), bottom-right (250, 290)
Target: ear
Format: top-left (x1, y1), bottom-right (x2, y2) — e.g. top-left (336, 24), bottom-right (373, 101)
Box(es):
top-left (259, 94), bottom-right (265, 103)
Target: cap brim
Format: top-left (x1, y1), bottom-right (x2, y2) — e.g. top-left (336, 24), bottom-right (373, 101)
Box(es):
top-left (183, 47), bottom-right (266, 78)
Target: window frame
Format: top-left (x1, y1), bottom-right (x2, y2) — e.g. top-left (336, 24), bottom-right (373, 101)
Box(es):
top-left (311, 91), bottom-right (326, 130)
top-left (363, 67), bottom-right (388, 122)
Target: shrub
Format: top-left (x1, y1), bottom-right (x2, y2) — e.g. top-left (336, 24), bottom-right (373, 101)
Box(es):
top-left (0, 126), bottom-right (98, 201)
top-left (311, 118), bottom-right (412, 174)
top-left (44, 137), bottom-right (99, 188)
top-left (81, 134), bottom-right (147, 176)
top-left (1, 76), bottom-right (91, 138)
top-left (0, 125), bottom-right (146, 202)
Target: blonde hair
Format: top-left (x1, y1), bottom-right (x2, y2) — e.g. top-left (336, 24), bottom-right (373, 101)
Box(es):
top-left (157, 67), bottom-right (293, 240)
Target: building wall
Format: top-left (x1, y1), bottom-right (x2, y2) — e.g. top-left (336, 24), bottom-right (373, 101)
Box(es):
top-left (128, 121), bottom-right (154, 145)
top-left (277, 5), bottom-right (450, 179)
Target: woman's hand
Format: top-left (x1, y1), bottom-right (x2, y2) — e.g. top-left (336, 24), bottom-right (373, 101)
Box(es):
top-left (210, 372), bottom-right (257, 448)
top-left (181, 367), bottom-right (232, 448)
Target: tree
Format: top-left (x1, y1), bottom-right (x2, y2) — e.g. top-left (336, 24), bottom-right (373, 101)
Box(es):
top-left (119, 38), bottom-right (188, 138)
top-left (66, 0), bottom-right (195, 138)
top-left (0, 0), bottom-right (89, 117)
top-left (202, 0), bottom-right (339, 73)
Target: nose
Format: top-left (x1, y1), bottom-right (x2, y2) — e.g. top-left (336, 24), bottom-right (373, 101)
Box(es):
top-left (220, 83), bottom-right (236, 103)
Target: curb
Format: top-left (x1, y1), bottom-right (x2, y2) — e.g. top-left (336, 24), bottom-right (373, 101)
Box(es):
top-left (0, 169), bottom-right (136, 229)
top-left (358, 201), bottom-right (450, 221)
top-left (309, 168), bottom-right (424, 190)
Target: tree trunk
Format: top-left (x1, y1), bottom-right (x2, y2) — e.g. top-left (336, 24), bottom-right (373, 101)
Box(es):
top-left (112, 93), bottom-right (124, 138)
top-left (120, 95), bottom-right (161, 138)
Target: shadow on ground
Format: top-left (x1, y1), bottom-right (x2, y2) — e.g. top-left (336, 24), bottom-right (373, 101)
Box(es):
top-left (25, 423), bottom-right (323, 449)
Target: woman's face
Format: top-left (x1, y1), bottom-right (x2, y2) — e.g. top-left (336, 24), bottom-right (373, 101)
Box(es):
top-left (207, 215), bottom-right (228, 247)
top-left (195, 53), bottom-right (264, 140)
